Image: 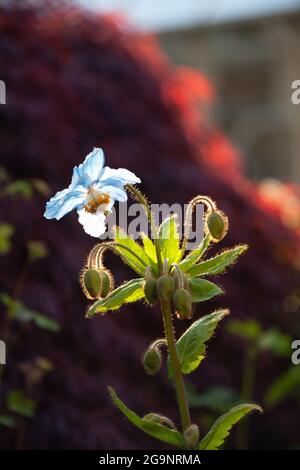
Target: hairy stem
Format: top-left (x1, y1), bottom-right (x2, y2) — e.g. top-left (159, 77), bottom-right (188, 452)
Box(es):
top-left (161, 299), bottom-right (191, 432)
top-left (88, 241), bottom-right (148, 270)
top-left (126, 184), bottom-right (163, 273)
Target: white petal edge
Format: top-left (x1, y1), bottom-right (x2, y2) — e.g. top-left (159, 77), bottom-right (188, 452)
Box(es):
top-left (77, 208), bottom-right (107, 238)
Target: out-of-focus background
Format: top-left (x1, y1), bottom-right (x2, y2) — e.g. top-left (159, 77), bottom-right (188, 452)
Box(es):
top-left (0, 0), bottom-right (300, 450)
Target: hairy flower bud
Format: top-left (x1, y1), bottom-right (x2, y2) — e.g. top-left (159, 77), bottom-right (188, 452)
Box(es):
top-left (205, 209), bottom-right (228, 242)
top-left (143, 413), bottom-right (176, 429)
top-left (99, 269), bottom-right (113, 297)
top-left (143, 346), bottom-right (162, 375)
top-left (173, 288), bottom-right (192, 319)
top-left (81, 268), bottom-right (102, 300)
top-left (156, 275), bottom-right (175, 302)
top-left (144, 278), bottom-right (159, 305)
top-left (184, 424), bottom-right (199, 449)
top-left (80, 267), bottom-right (113, 300)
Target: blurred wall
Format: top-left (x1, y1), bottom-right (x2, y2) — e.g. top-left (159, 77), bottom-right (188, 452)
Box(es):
top-left (159, 12), bottom-right (300, 183)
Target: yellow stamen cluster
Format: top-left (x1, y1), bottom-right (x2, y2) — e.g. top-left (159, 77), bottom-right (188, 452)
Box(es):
top-left (84, 193), bottom-right (110, 214)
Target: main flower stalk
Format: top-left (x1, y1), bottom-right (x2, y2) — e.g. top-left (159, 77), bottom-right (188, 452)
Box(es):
top-left (161, 300), bottom-right (191, 433)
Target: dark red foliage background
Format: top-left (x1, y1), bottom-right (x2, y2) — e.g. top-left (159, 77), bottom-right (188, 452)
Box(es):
top-left (0, 2), bottom-right (299, 449)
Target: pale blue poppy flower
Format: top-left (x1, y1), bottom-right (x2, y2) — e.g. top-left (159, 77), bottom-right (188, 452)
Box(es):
top-left (44, 148), bottom-right (140, 237)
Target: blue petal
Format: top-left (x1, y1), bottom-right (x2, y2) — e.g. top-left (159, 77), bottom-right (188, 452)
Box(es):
top-left (74, 148), bottom-right (105, 185)
top-left (44, 185), bottom-right (87, 220)
top-left (100, 184), bottom-right (128, 202)
top-left (100, 167), bottom-right (141, 187)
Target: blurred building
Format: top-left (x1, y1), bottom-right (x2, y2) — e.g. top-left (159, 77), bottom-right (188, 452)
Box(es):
top-left (78, 0), bottom-right (300, 183)
top-left (159, 11), bottom-right (300, 184)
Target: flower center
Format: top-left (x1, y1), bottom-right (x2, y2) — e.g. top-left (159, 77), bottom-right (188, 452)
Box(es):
top-left (84, 189), bottom-right (110, 214)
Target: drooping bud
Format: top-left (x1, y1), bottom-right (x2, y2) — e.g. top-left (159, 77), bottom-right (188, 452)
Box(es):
top-left (143, 346), bottom-right (162, 375)
top-left (156, 275), bottom-right (175, 302)
top-left (172, 269), bottom-right (189, 290)
top-left (184, 424), bottom-right (199, 449)
top-left (205, 209), bottom-right (228, 242)
top-left (144, 278), bottom-right (159, 305)
top-left (81, 268), bottom-right (102, 300)
top-left (173, 288), bottom-right (192, 319)
top-left (143, 413), bottom-right (176, 429)
top-left (99, 269), bottom-right (113, 297)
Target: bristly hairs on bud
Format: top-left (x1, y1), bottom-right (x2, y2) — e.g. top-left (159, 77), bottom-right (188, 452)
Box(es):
top-left (181, 195), bottom-right (216, 255)
top-left (143, 413), bottom-right (177, 430)
top-left (144, 266), bottom-right (159, 305)
top-left (142, 338), bottom-right (166, 375)
top-left (205, 208), bottom-right (229, 242)
top-left (184, 423), bottom-right (200, 449)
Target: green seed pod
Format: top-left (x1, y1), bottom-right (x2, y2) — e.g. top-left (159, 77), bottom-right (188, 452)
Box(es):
top-left (81, 268), bottom-right (102, 299)
top-left (206, 209), bottom-right (228, 242)
top-left (99, 269), bottom-right (113, 297)
top-left (144, 278), bottom-right (159, 305)
top-left (173, 288), bottom-right (192, 319)
top-left (143, 413), bottom-right (176, 429)
top-left (143, 347), bottom-right (162, 375)
top-left (156, 275), bottom-right (175, 302)
top-left (184, 424), bottom-right (199, 449)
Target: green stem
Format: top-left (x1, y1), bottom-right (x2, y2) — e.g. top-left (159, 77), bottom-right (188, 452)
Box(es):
top-left (89, 242), bottom-right (148, 270)
top-left (161, 299), bottom-right (191, 432)
top-left (181, 195), bottom-right (215, 256)
top-left (126, 184), bottom-right (163, 273)
top-left (236, 345), bottom-right (258, 450)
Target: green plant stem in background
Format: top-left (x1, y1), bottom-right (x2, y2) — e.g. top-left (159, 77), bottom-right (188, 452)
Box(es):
top-left (236, 345), bottom-right (258, 450)
top-left (161, 299), bottom-right (191, 432)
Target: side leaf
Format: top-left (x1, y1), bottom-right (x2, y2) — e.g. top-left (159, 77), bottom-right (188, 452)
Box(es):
top-left (179, 234), bottom-right (211, 272)
top-left (189, 278), bottom-right (223, 303)
top-left (168, 309), bottom-right (229, 376)
top-left (109, 387), bottom-right (185, 448)
top-left (264, 366), bottom-right (300, 407)
top-left (7, 390), bottom-right (37, 418)
top-left (86, 278), bottom-right (144, 317)
top-left (141, 232), bottom-right (158, 274)
top-left (114, 227), bottom-right (149, 276)
top-left (188, 245), bottom-right (248, 277)
top-left (199, 403), bottom-right (262, 450)
top-left (159, 215), bottom-right (181, 265)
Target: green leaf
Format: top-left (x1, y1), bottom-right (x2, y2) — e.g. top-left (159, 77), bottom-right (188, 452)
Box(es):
top-left (169, 309), bottom-right (229, 375)
top-left (227, 319), bottom-right (262, 342)
top-left (114, 227), bottom-right (149, 276)
top-left (27, 240), bottom-right (48, 262)
top-left (258, 329), bottom-right (291, 357)
top-left (141, 232), bottom-right (158, 274)
top-left (0, 414), bottom-right (16, 428)
top-left (159, 215), bottom-right (181, 265)
top-left (5, 180), bottom-right (33, 199)
top-left (7, 390), bottom-right (37, 418)
top-left (264, 366), bottom-right (300, 407)
top-left (187, 384), bottom-right (242, 413)
top-left (199, 403), bottom-right (262, 450)
top-left (179, 234), bottom-right (211, 272)
top-left (188, 245), bottom-right (248, 278)
top-left (0, 293), bottom-right (60, 331)
top-left (87, 278), bottom-right (145, 317)
top-left (109, 387), bottom-right (185, 448)
top-left (32, 313), bottom-right (60, 332)
top-left (0, 223), bottom-right (15, 255)
top-left (189, 278), bottom-right (223, 303)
